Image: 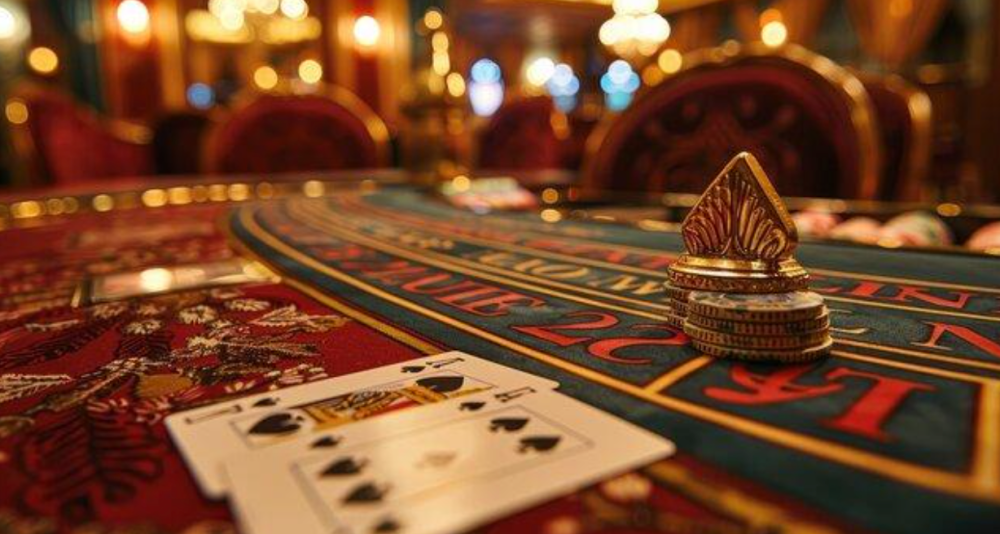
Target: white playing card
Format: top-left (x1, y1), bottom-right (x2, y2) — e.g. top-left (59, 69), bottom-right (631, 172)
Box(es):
top-left (165, 352), bottom-right (558, 498)
top-left (225, 390), bottom-right (674, 534)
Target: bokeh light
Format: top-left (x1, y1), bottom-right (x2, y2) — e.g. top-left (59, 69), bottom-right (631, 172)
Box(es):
top-left (657, 48), bottom-right (682, 74)
top-left (186, 83), bottom-right (215, 109)
top-left (423, 8), bottom-right (443, 30)
top-left (471, 58), bottom-right (501, 84)
top-left (0, 4), bottom-right (16, 40)
top-left (601, 60), bottom-right (640, 111)
top-left (469, 59), bottom-right (504, 117)
top-left (446, 72), bottom-right (466, 97)
top-left (546, 63), bottom-right (580, 112)
top-left (761, 20), bottom-right (787, 47)
top-left (117, 0), bottom-right (150, 34)
top-left (525, 57), bottom-right (555, 86)
top-left (432, 51), bottom-right (450, 75)
top-left (28, 46), bottom-right (59, 74)
top-left (253, 65), bottom-right (278, 89)
top-left (279, 0), bottom-right (308, 20)
top-left (4, 99), bottom-right (28, 125)
top-left (249, 0), bottom-right (279, 14)
top-left (298, 58), bottom-right (323, 84)
top-left (353, 15), bottom-right (380, 47)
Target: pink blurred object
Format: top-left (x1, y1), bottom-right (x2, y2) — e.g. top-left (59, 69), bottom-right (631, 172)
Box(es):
top-left (829, 216), bottom-right (882, 244)
top-left (792, 210), bottom-right (841, 238)
top-left (966, 221), bottom-right (1000, 252)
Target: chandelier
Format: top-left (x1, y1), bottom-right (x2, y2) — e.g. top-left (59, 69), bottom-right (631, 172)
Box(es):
top-left (186, 0), bottom-right (320, 45)
top-left (599, 0), bottom-right (670, 60)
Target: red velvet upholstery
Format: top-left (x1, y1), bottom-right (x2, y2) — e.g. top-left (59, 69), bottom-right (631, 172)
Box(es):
top-left (859, 75), bottom-right (931, 200)
top-left (478, 97), bottom-right (564, 170)
top-left (207, 91), bottom-right (387, 175)
top-left (151, 111), bottom-right (211, 176)
top-left (583, 45), bottom-right (881, 199)
top-left (11, 85), bottom-right (153, 187)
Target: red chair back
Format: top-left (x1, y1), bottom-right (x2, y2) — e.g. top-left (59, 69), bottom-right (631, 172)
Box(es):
top-left (583, 44), bottom-right (882, 199)
top-left (858, 73), bottom-right (932, 200)
top-left (478, 96), bottom-right (564, 170)
top-left (206, 87), bottom-right (389, 174)
top-left (9, 83), bottom-right (153, 187)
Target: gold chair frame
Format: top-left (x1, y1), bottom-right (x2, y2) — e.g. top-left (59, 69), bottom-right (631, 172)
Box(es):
top-left (855, 71), bottom-right (933, 201)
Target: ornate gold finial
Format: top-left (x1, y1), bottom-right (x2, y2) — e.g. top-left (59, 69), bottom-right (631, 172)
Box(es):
top-left (669, 152), bottom-right (809, 293)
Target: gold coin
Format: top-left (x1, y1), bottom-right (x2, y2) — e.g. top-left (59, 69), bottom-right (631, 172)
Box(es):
top-left (684, 323), bottom-right (830, 349)
top-left (664, 311), bottom-right (685, 329)
top-left (687, 291), bottom-right (826, 323)
top-left (663, 282), bottom-right (690, 302)
top-left (693, 337), bottom-right (833, 362)
top-left (686, 312), bottom-right (830, 336)
top-left (670, 297), bottom-right (688, 317)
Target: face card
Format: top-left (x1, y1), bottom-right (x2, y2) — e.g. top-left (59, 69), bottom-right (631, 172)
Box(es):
top-left (225, 390), bottom-right (674, 534)
top-left (165, 352), bottom-right (558, 498)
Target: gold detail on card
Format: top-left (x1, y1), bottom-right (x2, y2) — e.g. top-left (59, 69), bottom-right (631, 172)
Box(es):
top-left (669, 153), bottom-right (808, 293)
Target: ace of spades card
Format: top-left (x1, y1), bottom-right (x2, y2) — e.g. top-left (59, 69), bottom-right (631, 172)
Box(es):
top-left (165, 352), bottom-right (558, 498)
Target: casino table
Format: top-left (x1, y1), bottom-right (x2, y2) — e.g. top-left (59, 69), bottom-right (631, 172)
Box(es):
top-left (1, 177), bottom-right (999, 534)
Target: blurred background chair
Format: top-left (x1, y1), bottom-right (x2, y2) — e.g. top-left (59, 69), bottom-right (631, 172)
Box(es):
top-left (151, 111), bottom-right (212, 176)
top-left (582, 43), bottom-right (882, 199)
top-left (205, 86), bottom-right (389, 175)
top-left (477, 96), bottom-right (565, 171)
top-left (857, 73), bottom-right (933, 201)
top-left (8, 83), bottom-right (153, 188)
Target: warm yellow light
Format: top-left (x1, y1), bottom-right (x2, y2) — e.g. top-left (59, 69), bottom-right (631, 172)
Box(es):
top-left (431, 31), bottom-right (448, 51)
top-left (657, 48), bottom-right (682, 74)
top-left (303, 180), bottom-right (325, 197)
top-left (540, 209), bottom-right (563, 223)
top-left (759, 7), bottom-right (782, 26)
top-left (761, 20), bottom-right (787, 47)
top-left (249, 0), bottom-right (279, 14)
top-left (353, 15), bottom-right (380, 48)
top-left (298, 59), bottom-right (322, 84)
top-left (218, 5), bottom-right (245, 31)
top-left (279, 0), bottom-right (308, 20)
top-left (28, 47), bottom-right (58, 74)
top-left (432, 51), bottom-right (450, 76)
top-left (5, 99), bottom-right (28, 125)
top-left (641, 64), bottom-right (663, 86)
top-left (526, 57), bottom-right (555, 86)
top-left (139, 268), bottom-right (173, 292)
top-left (141, 188), bottom-right (168, 207)
top-left (446, 72), bottom-right (465, 97)
top-left (92, 194), bottom-right (114, 212)
top-left (0, 5), bottom-right (16, 40)
top-left (117, 0), bottom-right (150, 34)
top-left (253, 65), bottom-right (278, 89)
top-left (424, 9), bottom-right (443, 30)
top-left (451, 175), bottom-right (471, 192)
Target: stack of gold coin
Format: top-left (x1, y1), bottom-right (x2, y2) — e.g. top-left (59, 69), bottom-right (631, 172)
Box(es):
top-left (664, 282), bottom-right (689, 328)
top-left (684, 292), bottom-right (832, 362)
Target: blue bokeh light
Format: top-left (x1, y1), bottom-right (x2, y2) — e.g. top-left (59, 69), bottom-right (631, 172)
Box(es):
top-left (470, 58), bottom-right (502, 84)
top-left (186, 83), bottom-right (214, 110)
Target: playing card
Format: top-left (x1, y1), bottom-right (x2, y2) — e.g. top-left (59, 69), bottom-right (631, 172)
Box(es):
top-left (225, 390), bottom-right (674, 534)
top-left (79, 259), bottom-right (275, 304)
top-left (165, 352), bottom-right (558, 497)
